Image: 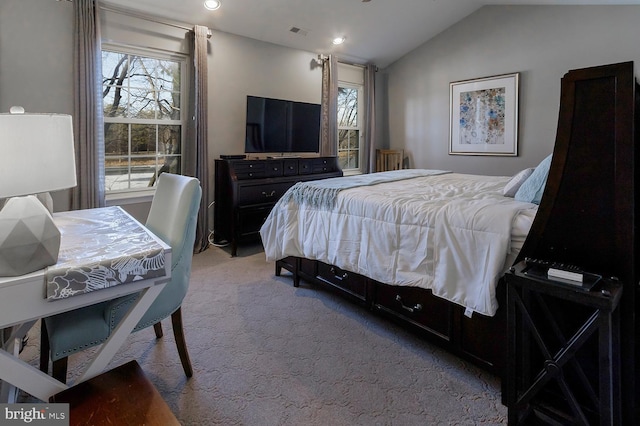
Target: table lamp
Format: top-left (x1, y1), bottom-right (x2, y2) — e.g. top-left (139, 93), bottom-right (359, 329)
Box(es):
top-left (0, 107), bottom-right (77, 276)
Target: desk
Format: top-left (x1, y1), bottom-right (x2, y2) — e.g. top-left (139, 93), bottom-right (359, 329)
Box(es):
top-left (0, 206), bottom-right (171, 402)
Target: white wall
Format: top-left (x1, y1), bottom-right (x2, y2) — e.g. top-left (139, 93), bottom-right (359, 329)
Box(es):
top-left (382, 5), bottom-right (640, 176)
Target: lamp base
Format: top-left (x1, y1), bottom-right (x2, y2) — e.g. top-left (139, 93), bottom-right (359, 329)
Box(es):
top-left (0, 195), bottom-right (61, 277)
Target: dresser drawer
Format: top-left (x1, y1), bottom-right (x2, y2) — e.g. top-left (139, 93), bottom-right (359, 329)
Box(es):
top-left (237, 204), bottom-right (274, 236)
top-left (312, 157), bottom-right (337, 173)
top-left (283, 159), bottom-right (298, 176)
top-left (232, 161), bottom-right (267, 179)
top-left (298, 158), bottom-right (314, 175)
top-left (317, 262), bottom-right (367, 300)
top-left (373, 285), bottom-right (452, 339)
top-left (237, 182), bottom-right (292, 206)
top-left (233, 160), bottom-right (284, 178)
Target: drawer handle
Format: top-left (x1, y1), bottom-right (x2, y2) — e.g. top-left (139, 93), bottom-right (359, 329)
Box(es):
top-left (262, 190), bottom-right (276, 198)
top-left (395, 295), bottom-right (422, 313)
top-left (330, 267), bottom-right (348, 280)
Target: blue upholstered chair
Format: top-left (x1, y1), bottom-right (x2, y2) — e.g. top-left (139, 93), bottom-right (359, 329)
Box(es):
top-left (39, 173), bottom-right (202, 383)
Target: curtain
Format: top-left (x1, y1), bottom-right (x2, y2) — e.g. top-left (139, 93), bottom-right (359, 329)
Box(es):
top-left (71, 0), bottom-right (105, 210)
top-left (364, 64), bottom-right (377, 174)
top-left (320, 55), bottom-right (338, 157)
top-left (190, 25), bottom-right (211, 252)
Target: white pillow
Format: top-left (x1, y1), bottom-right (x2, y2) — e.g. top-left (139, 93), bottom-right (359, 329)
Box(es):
top-left (503, 168), bottom-right (535, 197)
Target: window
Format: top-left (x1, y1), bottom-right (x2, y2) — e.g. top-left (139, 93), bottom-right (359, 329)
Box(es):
top-left (337, 63), bottom-right (364, 173)
top-left (102, 47), bottom-right (187, 194)
top-left (337, 84), bottom-right (362, 170)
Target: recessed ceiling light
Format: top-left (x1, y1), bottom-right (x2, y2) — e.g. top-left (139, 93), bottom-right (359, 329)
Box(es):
top-left (332, 36), bottom-right (346, 45)
top-left (204, 0), bottom-right (221, 11)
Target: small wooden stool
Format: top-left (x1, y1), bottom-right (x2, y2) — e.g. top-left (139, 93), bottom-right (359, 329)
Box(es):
top-left (50, 360), bottom-right (180, 426)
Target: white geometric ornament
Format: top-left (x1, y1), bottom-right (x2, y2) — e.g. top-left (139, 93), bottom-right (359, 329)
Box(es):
top-left (0, 196), bottom-right (61, 276)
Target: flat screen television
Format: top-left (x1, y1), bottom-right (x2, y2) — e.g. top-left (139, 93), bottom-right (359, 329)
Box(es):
top-left (245, 95), bottom-right (321, 154)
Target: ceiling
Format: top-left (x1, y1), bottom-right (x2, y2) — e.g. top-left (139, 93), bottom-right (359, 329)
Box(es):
top-left (102, 0), bottom-right (640, 68)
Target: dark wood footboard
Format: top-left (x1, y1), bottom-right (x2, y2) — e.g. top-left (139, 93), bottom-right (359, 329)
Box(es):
top-left (275, 256), bottom-right (506, 377)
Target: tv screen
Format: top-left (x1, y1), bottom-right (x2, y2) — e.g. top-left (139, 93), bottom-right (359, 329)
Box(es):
top-left (245, 96), bottom-right (321, 154)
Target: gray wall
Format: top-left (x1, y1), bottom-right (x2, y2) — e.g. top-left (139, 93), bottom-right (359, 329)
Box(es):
top-left (382, 5), bottom-right (640, 176)
top-left (4, 2), bottom-right (640, 206)
top-left (0, 0), bottom-right (321, 219)
top-left (0, 0), bottom-right (74, 211)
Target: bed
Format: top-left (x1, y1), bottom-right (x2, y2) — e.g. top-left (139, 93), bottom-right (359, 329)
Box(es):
top-left (261, 170), bottom-right (538, 317)
top-left (260, 61), bottom-right (640, 422)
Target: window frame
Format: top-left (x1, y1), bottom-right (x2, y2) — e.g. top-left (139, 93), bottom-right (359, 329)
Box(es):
top-left (101, 43), bottom-right (188, 202)
top-left (337, 81), bottom-right (364, 174)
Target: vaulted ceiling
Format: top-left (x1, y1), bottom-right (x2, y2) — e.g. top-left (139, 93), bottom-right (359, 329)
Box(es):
top-left (103, 0), bottom-right (640, 68)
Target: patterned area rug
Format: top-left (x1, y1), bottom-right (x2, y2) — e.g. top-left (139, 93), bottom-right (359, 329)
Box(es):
top-left (19, 242), bottom-right (507, 425)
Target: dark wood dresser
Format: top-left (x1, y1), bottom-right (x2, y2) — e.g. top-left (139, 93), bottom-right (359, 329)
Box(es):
top-left (214, 157), bottom-right (342, 256)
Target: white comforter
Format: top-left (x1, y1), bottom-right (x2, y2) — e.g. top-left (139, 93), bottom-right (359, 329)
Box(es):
top-left (260, 171), bottom-right (538, 316)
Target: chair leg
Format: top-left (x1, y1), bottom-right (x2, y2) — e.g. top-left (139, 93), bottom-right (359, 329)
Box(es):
top-left (170, 308), bottom-right (193, 378)
top-left (39, 320), bottom-right (50, 373)
top-left (52, 357), bottom-right (68, 384)
top-left (153, 322), bottom-right (163, 339)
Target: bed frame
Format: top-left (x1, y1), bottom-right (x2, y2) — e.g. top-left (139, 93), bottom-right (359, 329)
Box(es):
top-left (275, 61), bottom-right (640, 423)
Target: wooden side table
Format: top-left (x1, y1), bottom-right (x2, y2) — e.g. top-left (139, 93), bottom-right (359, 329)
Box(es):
top-left (50, 360), bottom-right (179, 426)
top-left (505, 261), bottom-right (622, 425)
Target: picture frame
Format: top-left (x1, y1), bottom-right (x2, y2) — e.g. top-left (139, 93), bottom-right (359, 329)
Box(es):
top-left (449, 72), bottom-right (519, 156)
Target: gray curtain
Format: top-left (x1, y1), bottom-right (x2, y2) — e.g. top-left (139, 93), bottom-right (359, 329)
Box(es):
top-left (364, 64), bottom-right (377, 173)
top-left (71, 0), bottom-right (105, 210)
top-left (191, 25), bottom-right (210, 252)
top-left (320, 55), bottom-right (338, 157)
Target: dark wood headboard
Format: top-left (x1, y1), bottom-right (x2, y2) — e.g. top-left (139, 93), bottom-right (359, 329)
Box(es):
top-left (517, 61), bottom-right (639, 423)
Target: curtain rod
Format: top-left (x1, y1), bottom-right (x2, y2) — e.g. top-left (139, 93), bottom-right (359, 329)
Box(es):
top-left (99, 3), bottom-right (212, 38)
top-left (318, 55), bottom-right (369, 69)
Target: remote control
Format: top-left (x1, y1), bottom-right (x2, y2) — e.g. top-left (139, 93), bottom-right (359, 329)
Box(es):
top-left (525, 257), bottom-right (584, 283)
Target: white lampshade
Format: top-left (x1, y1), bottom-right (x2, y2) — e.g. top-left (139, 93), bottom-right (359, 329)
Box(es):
top-left (0, 109), bottom-right (77, 276)
top-left (0, 110), bottom-right (77, 198)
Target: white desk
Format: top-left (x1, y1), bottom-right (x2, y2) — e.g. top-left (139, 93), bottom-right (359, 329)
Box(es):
top-left (0, 206), bottom-right (171, 402)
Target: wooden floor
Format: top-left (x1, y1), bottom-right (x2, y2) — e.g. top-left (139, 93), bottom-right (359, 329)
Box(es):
top-left (50, 360), bottom-right (180, 426)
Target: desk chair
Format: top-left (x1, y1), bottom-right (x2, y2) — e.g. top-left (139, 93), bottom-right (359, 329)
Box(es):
top-left (40, 173), bottom-right (202, 383)
top-left (376, 149), bottom-right (404, 171)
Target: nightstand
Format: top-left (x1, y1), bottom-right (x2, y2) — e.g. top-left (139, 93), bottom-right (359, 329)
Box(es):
top-left (505, 261), bottom-right (622, 425)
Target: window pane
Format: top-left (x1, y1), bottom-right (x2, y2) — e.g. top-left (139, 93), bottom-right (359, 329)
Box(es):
top-left (158, 91), bottom-right (181, 120)
top-left (130, 124), bottom-right (156, 155)
top-left (104, 123), bottom-right (128, 155)
top-left (338, 87), bottom-right (358, 127)
top-left (105, 163), bottom-right (130, 192)
top-left (347, 130), bottom-right (359, 149)
top-left (128, 87), bottom-right (156, 119)
top-left (337, 151), bottom-right (359, 170)
top-left (130, 156), bottom-right (157, 189)
top-left (156, 60), bottom-right (181, 92)
top-left (338, 129), bottom-right (359, 149)
top-left (102, 51), bottom-right (128, 86)
top-left (103, 85), bottom-right (128, 118)
top-left (158, 125), bottom-right (181, 154)
top-left (157, 156), bottom-right (181, 176)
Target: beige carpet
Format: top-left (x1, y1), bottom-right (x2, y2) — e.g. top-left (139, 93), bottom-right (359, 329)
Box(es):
top-left (20, 242), bottom-right (507, 425)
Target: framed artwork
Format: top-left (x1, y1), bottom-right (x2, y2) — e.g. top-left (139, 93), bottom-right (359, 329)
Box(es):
top-left (449, 72), bottom-right (519, 156)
